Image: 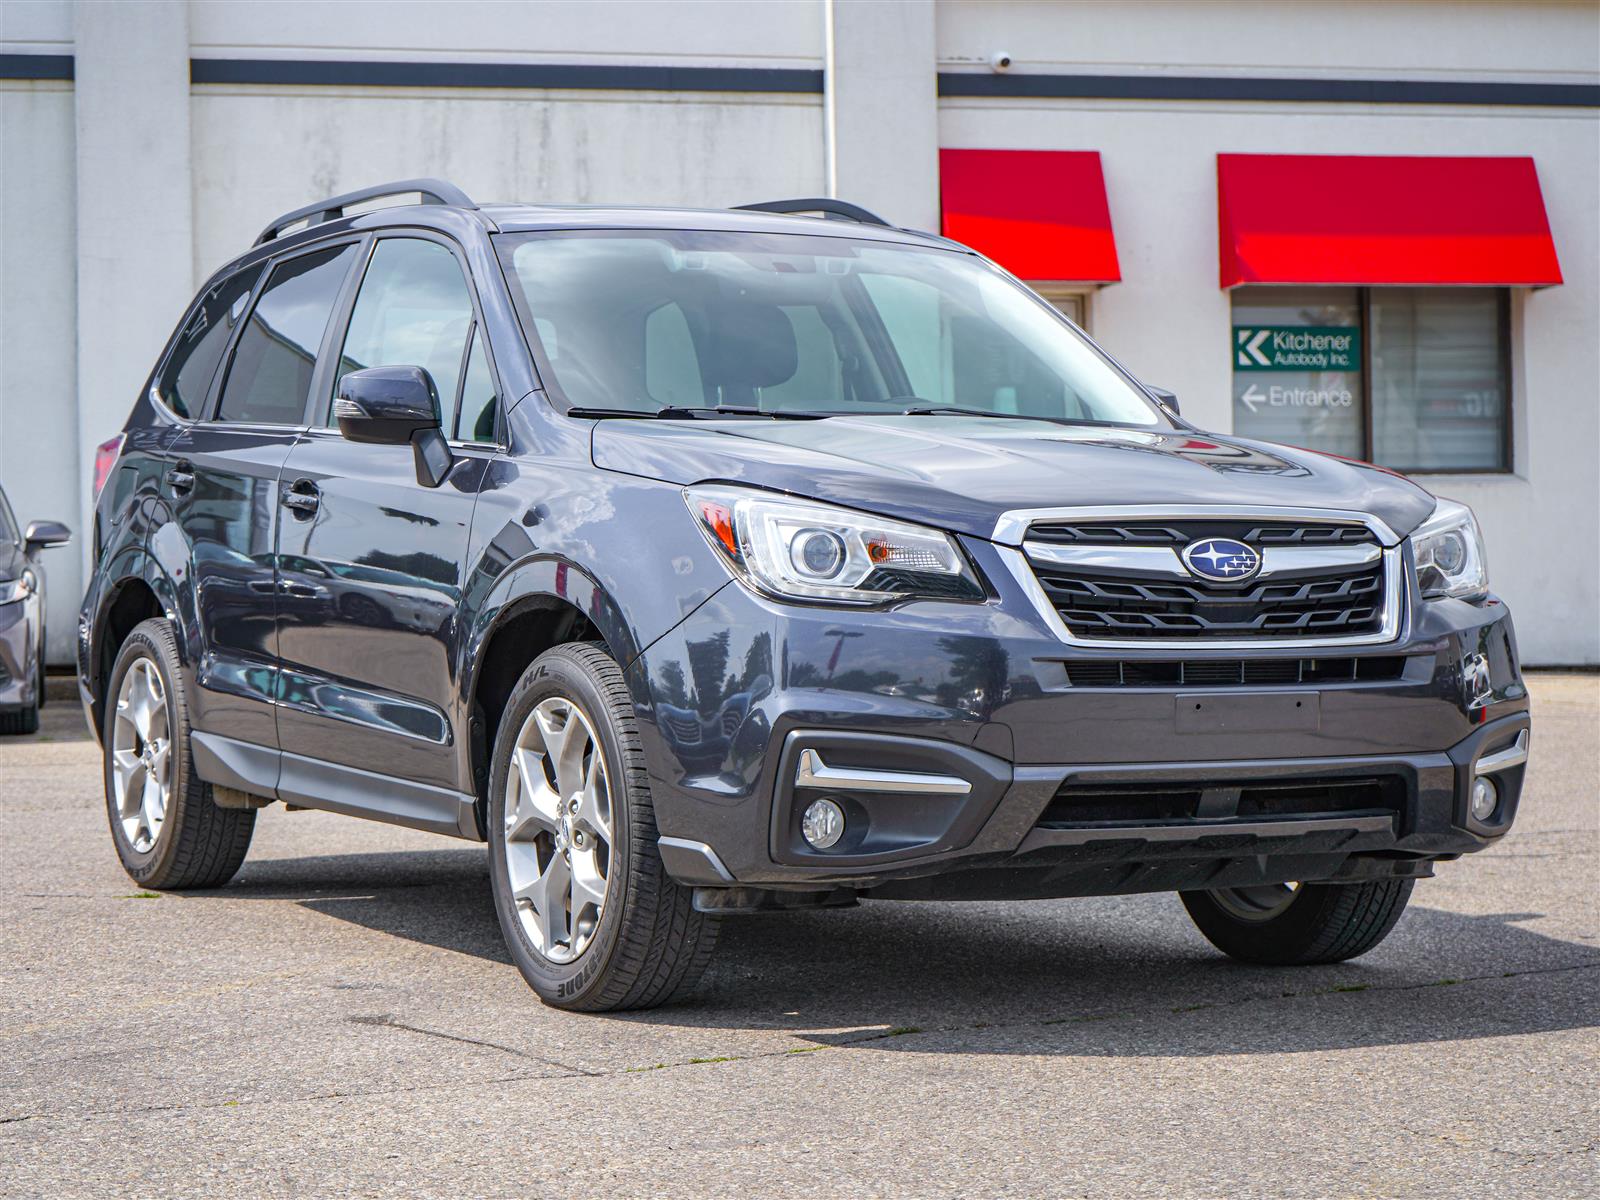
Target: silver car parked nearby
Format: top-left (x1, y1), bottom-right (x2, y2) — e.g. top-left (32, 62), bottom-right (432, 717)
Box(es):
top-left (0, 482), bottom-right (70, 735)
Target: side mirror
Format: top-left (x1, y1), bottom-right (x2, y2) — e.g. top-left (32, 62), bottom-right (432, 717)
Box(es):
top-left (335, 366), bottom-right (454, 488)
top-left (23, 520), bottom-right (71, 553)
top-left (1147, 386), bottom-right (1180, 415)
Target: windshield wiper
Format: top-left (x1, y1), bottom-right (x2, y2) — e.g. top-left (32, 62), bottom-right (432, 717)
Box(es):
top-left (565, 405), bottom-right (830, 420)
top-left (897, 405), bottom-right (1146, 428)
top-left (897, 404), bottom-right (1035, 419)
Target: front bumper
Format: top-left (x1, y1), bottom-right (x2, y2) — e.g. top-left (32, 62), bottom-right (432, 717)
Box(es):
top-left (0, 600), bottom-right (38, 711)
top-left (636, 539), bottom-right (1530, 900)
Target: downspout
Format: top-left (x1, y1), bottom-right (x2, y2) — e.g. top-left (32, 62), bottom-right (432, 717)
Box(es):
top-left (822, 0), bottom-right (838, 197)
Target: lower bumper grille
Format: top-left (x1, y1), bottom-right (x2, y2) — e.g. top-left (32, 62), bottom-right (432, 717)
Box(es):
top-left (1062, 655), bottom-right (1409, 688)
top-left (1036, 775), bottom-right (1406, 829)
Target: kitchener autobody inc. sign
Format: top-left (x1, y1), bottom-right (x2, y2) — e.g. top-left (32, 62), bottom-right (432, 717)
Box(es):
top-left (1232, 324), bottom-right (1362, 420)
top-left (1233, 325), bottom-right (1360, 372)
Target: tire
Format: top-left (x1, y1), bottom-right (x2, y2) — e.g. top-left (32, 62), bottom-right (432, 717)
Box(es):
top-left (487, 642), bottom-right (719, 1011)
top-left (0, 702), bottom-right (38, 735)
top-left (103, 619), bottom-right (255, 889)
top-left (1, 634), bottom-right (40, 734)
top-left (1181, 879), bottom-right (1414, 965)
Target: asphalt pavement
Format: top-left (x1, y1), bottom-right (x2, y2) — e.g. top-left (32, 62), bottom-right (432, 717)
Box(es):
top-left (2, 674), bottom-right (1595, 1198)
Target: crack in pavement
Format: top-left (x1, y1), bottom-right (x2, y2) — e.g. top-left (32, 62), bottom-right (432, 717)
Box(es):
top-left (5, 960), bottom-right (1595, 1129)
top-left (346, 1014), bottom-right (601, 1076)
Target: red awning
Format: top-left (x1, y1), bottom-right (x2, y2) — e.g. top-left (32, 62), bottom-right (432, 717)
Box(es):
top-left (939, 149), bottom-right (1120, 282)
top-left (1218, 154), bottom-right (1563, 288)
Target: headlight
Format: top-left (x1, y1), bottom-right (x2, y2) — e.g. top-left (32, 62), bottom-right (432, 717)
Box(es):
top-left (686, 485), bottom-right (983, 605)
top-left (1411, 498), bottom-right (1488, 600)
top-left (0, 571), bottom-right (36, 605)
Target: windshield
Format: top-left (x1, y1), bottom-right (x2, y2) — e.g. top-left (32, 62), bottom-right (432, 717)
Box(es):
top-left (496, 229), bottom-right (1165, 425)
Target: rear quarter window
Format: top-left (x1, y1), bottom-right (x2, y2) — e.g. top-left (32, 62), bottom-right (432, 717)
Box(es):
top-left (216, 244), bottom-right (358, 425)
top-left (156, 267), bottom-right (263, 417)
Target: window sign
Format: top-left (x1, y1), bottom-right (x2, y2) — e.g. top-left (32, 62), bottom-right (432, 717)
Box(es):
top-left (1231, 285), bottom-right (1509, 472)
top-left (1230, 287), bottom-right (1364, 460)
top-left (1234, 325), bottom-right (1360, 371)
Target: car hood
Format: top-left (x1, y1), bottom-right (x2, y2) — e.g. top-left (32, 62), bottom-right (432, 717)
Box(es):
top-left (590, 415), bottom-right (1438, 543)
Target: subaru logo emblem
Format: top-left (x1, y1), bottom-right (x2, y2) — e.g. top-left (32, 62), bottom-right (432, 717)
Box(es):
top-left (1181, 537), bottom-right (1261, 582)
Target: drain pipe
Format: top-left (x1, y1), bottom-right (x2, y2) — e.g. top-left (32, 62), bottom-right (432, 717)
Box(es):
top-left (822, 0), bottom-right (838, 197)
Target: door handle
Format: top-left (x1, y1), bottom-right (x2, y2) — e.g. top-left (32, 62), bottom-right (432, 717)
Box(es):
top-left (164, 465), bottom-right (195, 493)
top-left (281, 481), bottom-right (320, 516)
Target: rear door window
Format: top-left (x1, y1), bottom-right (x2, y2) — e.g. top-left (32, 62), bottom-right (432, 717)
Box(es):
top-left (156, 267), bottom-right (263, 417)
top-left (216, 244), bottom-right (358, 425)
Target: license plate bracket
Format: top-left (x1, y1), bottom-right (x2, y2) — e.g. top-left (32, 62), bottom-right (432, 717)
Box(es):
top-left (1175, 691), bottom-right (1321, 734)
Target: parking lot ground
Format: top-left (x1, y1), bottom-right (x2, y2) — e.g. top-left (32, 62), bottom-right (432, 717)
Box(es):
top-left (1, 673), bottom-right (1595, 1198)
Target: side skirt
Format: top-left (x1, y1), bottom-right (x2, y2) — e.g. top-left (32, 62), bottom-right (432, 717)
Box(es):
top-left (190, 730), bottom-right (482, 841)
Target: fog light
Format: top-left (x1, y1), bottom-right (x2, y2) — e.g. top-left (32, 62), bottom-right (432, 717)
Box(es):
top-left (1470, 775), bottom-right (1499, 822)
top-left (801, 797), bottom-right (846, 850)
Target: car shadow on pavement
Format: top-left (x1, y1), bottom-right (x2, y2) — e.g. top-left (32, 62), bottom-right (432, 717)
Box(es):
top-left (222, 846), bottom-right (513, 964)
top-left (217, 846), bottom-right (1599, 1058)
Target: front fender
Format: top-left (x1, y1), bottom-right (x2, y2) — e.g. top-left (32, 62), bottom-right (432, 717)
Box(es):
top-left (459, 432), bottom-right (737, 721)
top-left (461, 553), bottom-right (648, 704)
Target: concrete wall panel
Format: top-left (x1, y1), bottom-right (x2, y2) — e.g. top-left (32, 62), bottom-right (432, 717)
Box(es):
top-left (190, 88), bottom-right (824, 279)
top-left (0, 82), bottom-right (78, 661)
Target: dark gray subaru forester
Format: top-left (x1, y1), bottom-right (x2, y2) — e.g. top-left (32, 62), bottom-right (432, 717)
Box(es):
top-left (79, 180), bottom-right (1530, 1010)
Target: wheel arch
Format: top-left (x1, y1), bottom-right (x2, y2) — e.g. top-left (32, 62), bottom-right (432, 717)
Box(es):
top-left (462, 556), bottom-right (649, 818)
top-left (86, 554), bottom-right (184, 734)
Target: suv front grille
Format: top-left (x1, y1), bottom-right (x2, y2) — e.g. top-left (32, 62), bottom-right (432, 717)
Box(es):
top-left (1026, 520), bottom-right (1376, 548)
top-left (1022, 518), bottom-right (1390, 643)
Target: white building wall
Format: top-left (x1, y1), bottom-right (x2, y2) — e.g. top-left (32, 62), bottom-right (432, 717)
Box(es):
top-left (190, 87), bottom-right (823, 278)
top-left (189, 0), bottom-right (824, 68)
top-left (73, 0), bottom-right (195, 596)
top-left (1, 0), bottom-right (1596, 664)
top-left (2, 2), bottom-right (78, 662)
top-left (936, 0), bottom-right (1600, 82)
top-left (827, 0), bottom-right (940, 229)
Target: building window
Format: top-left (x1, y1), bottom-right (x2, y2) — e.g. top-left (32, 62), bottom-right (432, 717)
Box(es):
top-left (1231, 286), bottom-right (1510, 473)
top-left (1031, 284), bottom-right (1091, 331)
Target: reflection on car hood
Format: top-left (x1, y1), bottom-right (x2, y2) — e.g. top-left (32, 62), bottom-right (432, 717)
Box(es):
top-left (590, 414), bottom-right (1438, 541)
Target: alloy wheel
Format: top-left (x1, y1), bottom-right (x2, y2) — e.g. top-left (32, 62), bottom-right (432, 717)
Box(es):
top-left (1209, 882), bottom-right (1302, 923)
top-left (502, 696), bottom-right (615, 963)
top-left (111, 657), bottom-right (171, 853)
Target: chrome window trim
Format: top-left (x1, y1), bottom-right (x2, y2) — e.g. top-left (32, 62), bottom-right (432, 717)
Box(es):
top-left (993, 504), bottom-right (1407, 651)
top-left (991, 504), bottom-right (1403, 548)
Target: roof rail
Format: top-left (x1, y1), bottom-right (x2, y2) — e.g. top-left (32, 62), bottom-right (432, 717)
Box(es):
top-left (733, 197), bottom-right (892, 228)
top-left (254, 178), bottom-right (476, 246)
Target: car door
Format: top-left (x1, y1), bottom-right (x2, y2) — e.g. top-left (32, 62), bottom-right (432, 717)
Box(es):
top-left (274, 233), bottom-right (501, 791)
top-left (157, 243), bottom-right (361, 750)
